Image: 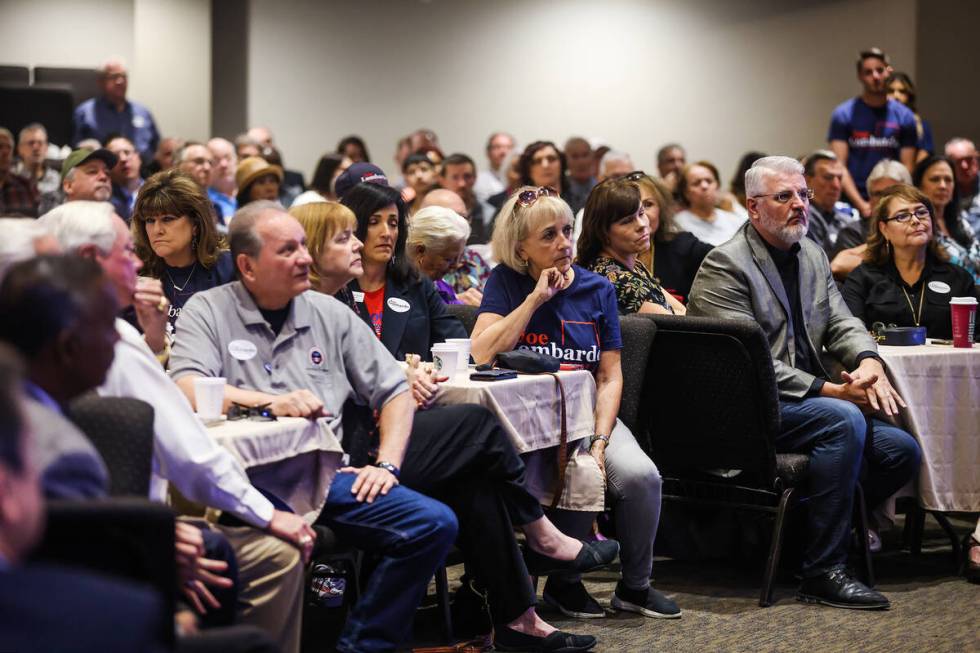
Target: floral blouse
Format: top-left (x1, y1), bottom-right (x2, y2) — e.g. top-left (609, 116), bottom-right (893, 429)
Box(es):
top-left (586, 255), bottom-right (673, 315)
top-left (444, 247), bottom-right (492, 293)
top-left (936, 215), bottom-right (980, 284)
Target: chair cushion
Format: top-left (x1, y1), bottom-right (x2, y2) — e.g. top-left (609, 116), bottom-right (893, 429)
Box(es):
top-left (774, 453), bottom-right (810, 486)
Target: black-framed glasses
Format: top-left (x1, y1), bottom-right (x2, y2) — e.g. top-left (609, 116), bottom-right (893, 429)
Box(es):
top-left (752, 188), bottom-right (814, 204)
top-left (619, 170), bottom-right (648, 182)
top-left (516, 186), bottom-right (559, 208)
top-left (882, 207), bottom-right (931, 224)
top-left (227, 402), bottom-right (277, 422)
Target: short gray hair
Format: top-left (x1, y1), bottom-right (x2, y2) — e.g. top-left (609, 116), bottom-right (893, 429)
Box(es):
top-left (407, 206), bottom-right (470, 254)
top-left (38, 201), bottom-right (116, 255)
top-left (599, 150), bottom-right (632, 176)
top-left (0, 219), bottom-right (51, 283)
top-left (17, 122), bottom-right (47, 144)
top-left (0, 128), bottom-right (12, 145)
top-left (866, 158), bottom-right (911, 188)
top-left (745, 156), bottom-right (805, 198)
top-left (944, 137), bottom-right (976, 154)
top-left (228, 200), bottom-right (283, 267)
top-left (173, 141), bottom-right (206, 167)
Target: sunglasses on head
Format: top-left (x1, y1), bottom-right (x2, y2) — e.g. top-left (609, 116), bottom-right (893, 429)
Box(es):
top-left (516, 186), bottom-right (559, 208)
top-left (227, 402), bottom-right (277, 422)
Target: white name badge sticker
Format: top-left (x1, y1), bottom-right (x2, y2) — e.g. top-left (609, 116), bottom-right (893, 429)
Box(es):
top-left (928, 281), bottom-right (951, 294)
top-left (228, 339), bottom-right (258, 361)
top-left (387, 297), bottom-right (411, 313)
top-left (132, 115), bottom-right (146, 129)
top-left (352, 291), bottom-right (365, 303)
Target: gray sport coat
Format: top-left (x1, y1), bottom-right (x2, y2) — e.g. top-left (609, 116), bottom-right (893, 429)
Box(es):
top-left (687, 222), bottom-right (877, 400)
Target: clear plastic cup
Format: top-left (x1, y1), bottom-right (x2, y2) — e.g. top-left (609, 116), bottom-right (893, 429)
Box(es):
top-left (194, 377), bottom-right (226, 419)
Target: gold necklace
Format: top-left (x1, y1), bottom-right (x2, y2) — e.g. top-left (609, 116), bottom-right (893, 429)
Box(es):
top-left (900, 284), bottom-right (925, 326)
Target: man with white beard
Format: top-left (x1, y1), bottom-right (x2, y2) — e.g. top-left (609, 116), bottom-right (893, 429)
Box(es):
top-left (688, 156), bottom-right (920, 611)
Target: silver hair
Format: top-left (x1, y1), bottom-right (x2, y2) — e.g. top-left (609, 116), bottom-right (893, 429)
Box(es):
top-left (0, 219), bottom-right (52, 283)
top-left (0, 127), bottom-right (12, 144)
top-left (17, 122), bottom-right (47, 143)
top-left (406, 206), bottom-right (470, 253)
top-left (599, 150), bottom-right (633, 176)
top-left (38, 201), bottom-right (117, 255)
top-left (745, 156), bottom-right (805, 198)
top-left (944, 137), bottom-right (976, 153)
top-left (173, 142), bottom-right (207, 167)
top-left (866, 158), bottom-right (912, 187)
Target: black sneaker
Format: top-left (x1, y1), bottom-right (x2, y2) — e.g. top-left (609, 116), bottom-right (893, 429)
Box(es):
top-left (796, 568), bottom-right (890, 610)
top-left (495, 626), bottom-right (596, 652)
top-left (542, 578), bottom-right (605, 619)
top-left (610, 580), bottom-right (681, 618)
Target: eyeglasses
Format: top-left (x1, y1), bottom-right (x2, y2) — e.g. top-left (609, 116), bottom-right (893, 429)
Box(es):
top-left (516, 186), bottom-right (559, 208)
top-left (227, 402), bottom-right (277, 422)
top-left (883, 207), bottom-right (931, 224)
top-left (752, 188), bottom-right (814, 204)
top-left (619, 171), bottom-right (648, 182)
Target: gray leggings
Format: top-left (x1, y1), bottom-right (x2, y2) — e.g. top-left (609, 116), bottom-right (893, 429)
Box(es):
top-left (548, 419), bottom-right (662, 591)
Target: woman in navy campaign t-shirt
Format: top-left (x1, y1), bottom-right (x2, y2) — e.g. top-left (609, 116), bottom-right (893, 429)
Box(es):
top-left (473, 187), bottom-right (680, 621)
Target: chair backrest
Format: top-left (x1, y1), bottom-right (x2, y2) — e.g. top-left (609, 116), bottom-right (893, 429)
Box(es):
top-left (0, 65), bottom-right (29, 85)
top-left (639, 314), bottom-right (781, 482)
top-left (0, 85), bottom-right (74, 147)
top-left (68, 395), bottom-right (155, 497)
top-left (445, 303), bottom-right (478, 336)
top-left (617, 314), bottom-right (657, 437)
top-left (33, 66), bottom-right (100, 106)
top-left (31, 498), bottom-right (176, 647)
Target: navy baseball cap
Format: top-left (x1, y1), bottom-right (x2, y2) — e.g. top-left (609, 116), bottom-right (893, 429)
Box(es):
top-left (334, 162), bottom-right (388, 199)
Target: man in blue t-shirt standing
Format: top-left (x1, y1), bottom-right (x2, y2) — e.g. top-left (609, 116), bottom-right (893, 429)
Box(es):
top-left (828, 48), bottom-right (916, 217)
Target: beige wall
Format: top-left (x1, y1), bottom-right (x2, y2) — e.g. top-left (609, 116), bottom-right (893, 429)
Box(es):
top-left (246, 0), bottom-right (917, 183)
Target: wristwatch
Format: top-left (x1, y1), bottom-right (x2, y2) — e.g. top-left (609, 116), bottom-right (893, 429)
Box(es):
top-left (374, 461), bottom-right (400, 478)
top-left (589, 434), bottom-right (610, 448)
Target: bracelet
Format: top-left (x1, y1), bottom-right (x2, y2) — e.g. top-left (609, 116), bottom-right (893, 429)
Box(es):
top-left (589, 434), bottom-right (610, 447)
top-left (374, 461), bottom-right (400, 478)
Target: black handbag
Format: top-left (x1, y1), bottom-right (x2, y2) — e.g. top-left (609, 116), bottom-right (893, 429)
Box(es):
top-left (495, 349), bottom-right (559, 373)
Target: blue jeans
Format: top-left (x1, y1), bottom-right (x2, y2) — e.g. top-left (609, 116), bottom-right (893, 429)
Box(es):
top-left (319, 472), bottom-right (458, 653)
top-left (778, 397), bottom-right (921, 577)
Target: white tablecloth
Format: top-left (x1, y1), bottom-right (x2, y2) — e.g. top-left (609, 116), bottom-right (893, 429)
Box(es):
top-left (879, 344), bottom-right (980, 512)
top-left (208, 416), bottom-right (343, 522)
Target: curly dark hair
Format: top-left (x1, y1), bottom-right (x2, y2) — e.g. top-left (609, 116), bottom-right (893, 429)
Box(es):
top-left (518, 141), bottom-right (568, 196)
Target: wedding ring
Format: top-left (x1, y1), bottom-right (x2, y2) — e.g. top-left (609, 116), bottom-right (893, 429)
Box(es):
top-left (157, 296), bottom-right (168, 313)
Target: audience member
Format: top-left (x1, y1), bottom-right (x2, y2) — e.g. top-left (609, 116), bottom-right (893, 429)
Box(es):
top-left (176, 142), bottom-right (214, 189)
top-left (886, 71), bottom-right (932, 161)
top-left (58, 147), bottom-right (117, 208)
top-left (106, 135), bottom-right (144, 221)
top-left (802, 150), bottom-right (860, 256)
top-left (420, 188), bottom-right (492, 305)
top-left (655, 143), bottom-right (686, 192)
top-left (473, 187), bottom-right (681, 622)
top-left (632, 173), bottom-right (712, 303)
top-left (474, 131), bottom-right (515, 201)
top-left (402, 152), bottom-right (440, 216)
top-left (688, 156), bottom-right (920, 609)
top-left (287, 202), bottom-right (363, 296)
top-left (336, 135), bottom-right (370, 163)
top-left (13, 123), bottom-right (59, 196)
top-left (0, 127), bottom-right (38, 217)
top-left (405, 204), bottom-right (470, 304)
top-left (0, 343), bottom-right (164, 652)
top-left (913, 155), bottom-right (980, 282)
top-left (143, 136), bottom-right (184, 178)
top-left (842, 184), bottom-right (978, 340)
top-left (207, 137), bottom-right (239, 221)
top-left (727, 151), bottom-right (767, 218)
top-left (570, 149), bottom-right (633, 243)
top-left (439, 153), bottom-right (495, 245)
top-left (262, 146), bottom-right (305, 206)
top-left (519, 141), bottom-right (567, 197)
top-left (234, 134), bottom-right (262, 160)
top-left (409, 128), bottom-right (440, 153)
top-left (945, 137), bottom-right (980, 230)
top-left (828, 48), bottom-right (916, 214)
top-left (673, 161), bottom-right (745, 245)
top-left (235, 156), bottom-right (283, 209)
top-left (292, 153), bottom-right (349, 206)
top-left (0, 219), bottom-right (60, 281)
top-left (132, 169), bottom-right (235, 328)
top-left (487, 150), bottom-right (525, 212)
top-left (563, 137), bottom-right (597, 215)
top-left (830, 159), bottom-right (912, 280)
top-left (577, 178), bottom-right (685, 315)
top-left (72, 58), bottom-right (160, 164)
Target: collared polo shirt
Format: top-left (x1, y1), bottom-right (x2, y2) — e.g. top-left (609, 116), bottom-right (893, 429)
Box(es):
top-left (169, 281), bottom-right (408, 445)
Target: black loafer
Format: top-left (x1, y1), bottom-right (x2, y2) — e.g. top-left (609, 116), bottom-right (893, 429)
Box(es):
top-left (796, 568), bottom-right (890, 610)
top-left (494, 626), bottom-right (596, 652)
top-left (524, 539), bottom-right (620, 576)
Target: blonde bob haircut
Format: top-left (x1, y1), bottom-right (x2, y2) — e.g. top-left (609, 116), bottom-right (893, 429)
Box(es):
top-left (491, 186), bottom-right (575, 273)
top-left (406, 206), bottom-right (470, 254)
top-left (289, 201), bottom-right (357, 289)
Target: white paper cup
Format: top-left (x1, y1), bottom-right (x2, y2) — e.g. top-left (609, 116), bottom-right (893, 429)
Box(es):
top-left (194, 377), bottom-right (226, 419)
top-left (444, 338), bottom-right (472, 367)
top-left (431, 346), bottom-right (459, 379)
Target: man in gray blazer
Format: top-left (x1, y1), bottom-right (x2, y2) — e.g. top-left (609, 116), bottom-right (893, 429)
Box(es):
top-left (689, 156), bottom-right (920, 610)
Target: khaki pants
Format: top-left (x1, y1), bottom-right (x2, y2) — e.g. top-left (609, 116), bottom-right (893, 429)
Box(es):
top-left (214, 524), bottom-right (304, 653)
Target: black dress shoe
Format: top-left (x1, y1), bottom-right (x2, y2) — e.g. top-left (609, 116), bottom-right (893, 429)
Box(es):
top-left (494, 626), bottom-right (596, 652)
top-left (523, 539), bottom-right (620, 576)
top-left (796, 568), bottom-right (890, 610)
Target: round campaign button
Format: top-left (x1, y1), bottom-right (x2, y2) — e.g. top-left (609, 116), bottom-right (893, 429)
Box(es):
top-left (228, 339), bottom-right (258, 361)
top-left (387, 297), bottom-right (410, 313)
top-left (309, 347), bottom-right (324, 366)
top-left (132, 115), bottom-right (146, 128)
top-left (927, 281), bottom-right (951, 294)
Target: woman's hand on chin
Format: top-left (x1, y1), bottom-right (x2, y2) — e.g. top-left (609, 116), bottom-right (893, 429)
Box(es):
top-left (530, 266), bottom-right (570, 305)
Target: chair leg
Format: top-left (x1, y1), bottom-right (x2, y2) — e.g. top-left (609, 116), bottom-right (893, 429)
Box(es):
top-left (908, 504), bottom-right (926, 555)
top-left (434, 565), bottom-right (454, 643)
top-left (854, 484), bottom-right (875, 588)
top-left (760, 488), bottom-right (794, 607)
top-left (929, 511), bottom-right (963, 568)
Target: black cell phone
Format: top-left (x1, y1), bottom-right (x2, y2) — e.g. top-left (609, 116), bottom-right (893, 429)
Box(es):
top-left (470, 369), bottom-right (517, 381)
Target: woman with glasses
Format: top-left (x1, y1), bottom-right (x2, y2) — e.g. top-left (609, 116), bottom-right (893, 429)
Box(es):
top-left (673, 161), bottom-right (745, 245)
top-left (576, 177), bottom-right (686, 315)
top-left (842, 184), bottom-right (977, 340)
top-left (913, 155), bottom-right (980, 283)
top-left (132, 168), bottom-right (234, 328)
top-left (473, 186), bottom-right (681, 623)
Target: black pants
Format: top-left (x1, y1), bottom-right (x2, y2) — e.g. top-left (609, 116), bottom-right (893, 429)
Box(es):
top-left (400, 403), bottom-right (544, 625)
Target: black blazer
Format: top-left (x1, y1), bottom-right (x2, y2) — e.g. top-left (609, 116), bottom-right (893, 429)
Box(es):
top-left (654, 231), bottom-right (713, 303)
top-left (348, 274), bottom-right (467, 361)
